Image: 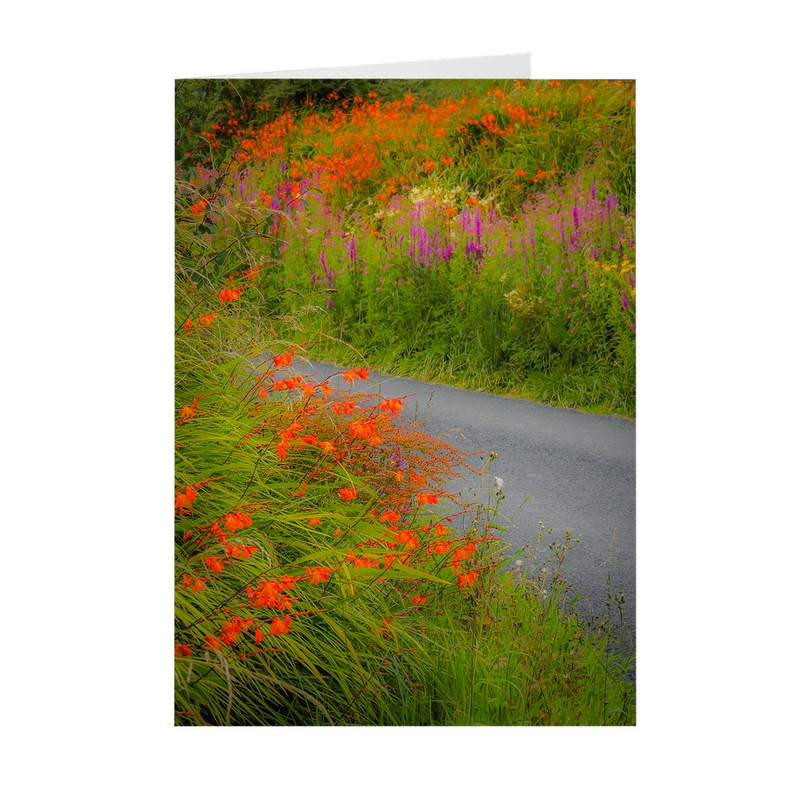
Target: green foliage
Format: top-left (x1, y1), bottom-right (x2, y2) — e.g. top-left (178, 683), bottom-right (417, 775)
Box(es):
top-left (174, 194), bottom-right (635, 725)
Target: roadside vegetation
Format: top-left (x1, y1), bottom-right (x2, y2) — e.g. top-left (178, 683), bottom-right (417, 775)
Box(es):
top-left (174, 79), bottom-right (636, 726)
top-left (176, 78), bottom-right (635, 416)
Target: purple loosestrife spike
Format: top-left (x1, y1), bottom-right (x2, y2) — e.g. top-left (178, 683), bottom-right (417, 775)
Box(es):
top-left (621, 291), bottom-right (630, 312)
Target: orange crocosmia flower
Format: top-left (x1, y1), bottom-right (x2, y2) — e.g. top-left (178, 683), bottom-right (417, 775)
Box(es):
top-left (174, 492), bottom-right (190, 513)
top-left (254, 627), bottom-right (264, 645)
top-left (250, 580), bottom-right (282, 609)
top-left (319, 441), bottom-right (335, 455)
top-left (276, 444), bottom-right (288, 460)
top-left (174, 644), bottom-right (193, 657)
top-left (368, 434), bottom-right (383, 446)
top-left (184, 318), bottom-right (192, 333)
top-left (349, 420), bottom-right (375, 439)
top-left (342, 368), bottom-right (369, 383)
top-left (454, 542), bottom-right (476, 559)
top-left (204, 556), bottom-right (225, 574)
top-left (258, 386), bottom-right (268, 398)
top-left (270, 615), bottom-right (292, 636)
top-left (434, 522), bottom-right (447, 536)
top-left (306, 566), bottom-right (331, 584)
top-left (199, 313), bottom-right (217, 327)
top-left (347, 550), bottom-right (377, 569)
top-left (380, 510), bottom-right (400, 523)
top-left (338, 487), bottom-right (358, 502)
top-left (219, 287), bottom-right (243, 302)
top-left (458, 571), bottom-right (478, 588)
top-left (280, 574), bottom-right (299, 590)
top-left (380, 398), bottom-right (404, 414)
top-left (179, 404), bottom-right (195, 419)
top-left (429, 540), bottom-right (452, 555)
top-left (204, 635), bottom-right (222, 650)
top-left (226, 544), bottom-right (257, 559)
top-left (410, 595), bottom-right (428, 605)
top-left (224, 513), bottom-right (243, 532)
top-left (416, 493), bottom-right (438, 505)
top-left (307, 517), bottom-right (322, 528)
top-left (394, 471), bottom-right (404, 483)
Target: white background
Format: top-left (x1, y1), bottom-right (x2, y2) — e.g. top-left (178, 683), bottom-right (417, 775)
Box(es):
top-left (3, 2), bottom-right (797, 797)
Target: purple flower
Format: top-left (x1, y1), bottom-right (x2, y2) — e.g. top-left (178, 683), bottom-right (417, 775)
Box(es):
top-left (621, 291), bottom-right (630, 312)
top-left (326, 297), bottom-right (333, 310)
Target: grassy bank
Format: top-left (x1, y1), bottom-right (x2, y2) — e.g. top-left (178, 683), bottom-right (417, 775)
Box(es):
top-left (174, 191), bottom-right (635, 725)
top-left (177, 78), bottom-right (636, 417)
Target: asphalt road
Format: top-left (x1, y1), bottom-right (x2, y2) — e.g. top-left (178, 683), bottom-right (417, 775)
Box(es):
top-left (295, 360), bottom-right (636, 650)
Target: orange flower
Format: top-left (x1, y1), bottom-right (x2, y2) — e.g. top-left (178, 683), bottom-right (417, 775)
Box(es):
top-left (416, 493), bottom-right (438, 505)
top-left (319, 441), bottom-right (335, 455)
top-left (410, 595), bottom-right (428, 605)
top-left (338, 487), bottom-right (358, 501)
top-left (174, 644), bottom-right (193, 657)
top-left (254, 627), bottom-right (264, 644)
top-left (306, 566), bottom-right (331, 584)
top-left (280, 574), bottom-right (300, 590)
top-left (223, 513), bottom-right (243, 532)
top-left (342, 368), bottom-right (370, 382)
top-left (380, 398), bottom-right (404, 414)
top-left (273, 349), bottom-right (295, 368)
top-left (307, 517), bottom-right (322, 527)
top-left (204, 635), bottom-right (222, 650)
top-left (204, 556), bottom-right (225, 574)
top-left (347, 550), bottom-right (378, 568)
top-left (349, 420), bottom-right (375, 439)
top-left (219, 287), bottom-right (243, 302)
top-left (270, 615), bottom-right (292, 636)
top-left (457, 570), bottom-right (478, 588)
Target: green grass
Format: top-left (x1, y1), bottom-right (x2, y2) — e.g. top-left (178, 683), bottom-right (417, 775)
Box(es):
top-left (270, 314), bottom-right (635, 418)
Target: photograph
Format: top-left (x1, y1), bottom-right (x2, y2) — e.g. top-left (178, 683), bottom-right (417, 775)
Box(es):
top-left (174, 77), bottom-right (636, 725)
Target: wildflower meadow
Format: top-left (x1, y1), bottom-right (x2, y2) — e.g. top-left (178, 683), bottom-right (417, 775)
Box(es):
top-left (174, 78), bottom-right (636, 726)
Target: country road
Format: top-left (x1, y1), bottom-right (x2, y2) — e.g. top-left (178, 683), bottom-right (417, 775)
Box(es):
top-left (291, 359), bottom-right (636, 651)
